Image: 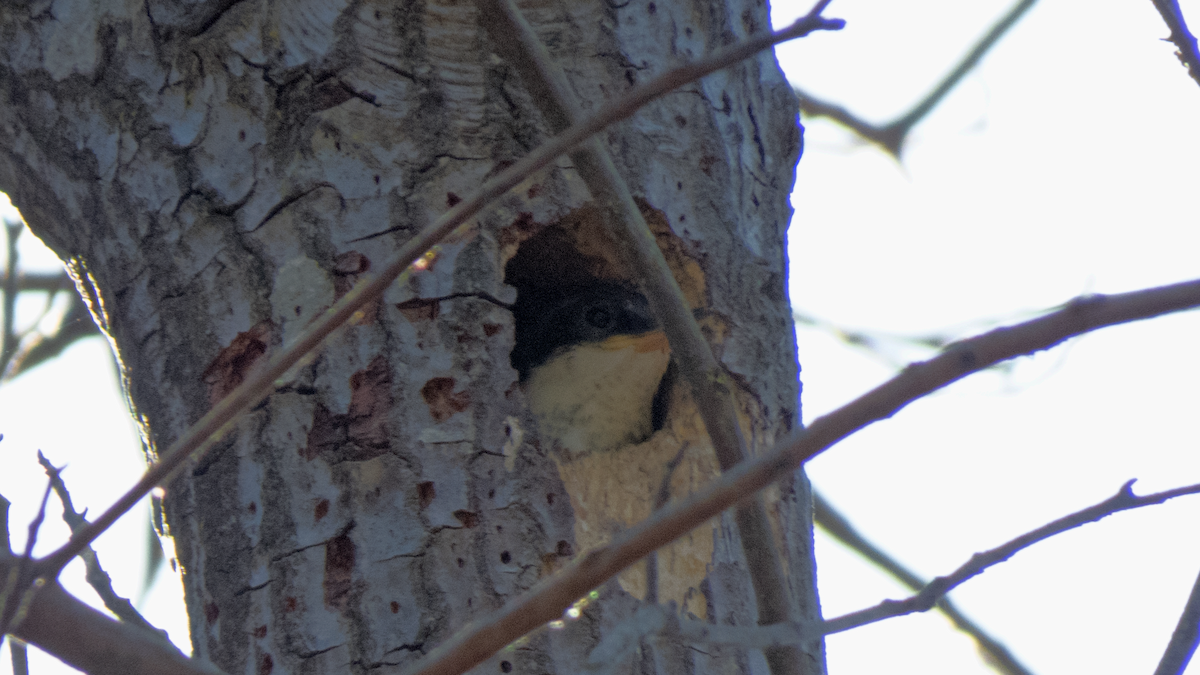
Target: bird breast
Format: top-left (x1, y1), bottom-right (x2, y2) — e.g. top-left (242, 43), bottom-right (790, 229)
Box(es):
top-left (524, 330), bottom-right (671, 457)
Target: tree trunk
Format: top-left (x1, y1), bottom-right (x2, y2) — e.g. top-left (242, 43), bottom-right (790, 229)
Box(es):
top-left (0, 1), bottom-right (821, 673)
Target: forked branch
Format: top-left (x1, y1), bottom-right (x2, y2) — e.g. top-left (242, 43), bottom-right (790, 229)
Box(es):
top-left (823, 480), bottom-right (1200, 635)
top-left (32, 4), bottom-right (845, 581)
top-left (1149, 0), bottom-right (1200, 89)
top-left (794, 0), bottom-right (1037, 157)
top-left (472, 1), bottom-right (831, 673)
top-left (8, 8), bottom-right (844, 675)
top-left (404, 278), bottom-right (1200, 675)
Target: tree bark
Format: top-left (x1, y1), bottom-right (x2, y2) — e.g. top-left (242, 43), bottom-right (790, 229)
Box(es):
top-left (0, 1), bottom-right (821, 673)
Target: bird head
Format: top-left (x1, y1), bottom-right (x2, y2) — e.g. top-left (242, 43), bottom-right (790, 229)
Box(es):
top-left (511, 282), bottom-right (672, 457)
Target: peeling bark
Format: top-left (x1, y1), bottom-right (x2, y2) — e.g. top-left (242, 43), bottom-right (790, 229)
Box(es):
top-left (0, 1), bottom-right (821, 673)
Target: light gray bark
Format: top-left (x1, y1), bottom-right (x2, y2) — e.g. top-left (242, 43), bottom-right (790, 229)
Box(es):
top-left (0, 1), bottom-right (821, 673)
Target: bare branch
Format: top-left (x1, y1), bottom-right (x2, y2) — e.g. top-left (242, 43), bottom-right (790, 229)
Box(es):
top-left (37, 452), bottom-right (174, 643)
top-left (0, 489), bottom-right (10, 552)
top-left (0, 555), bottom-right (226, 675)
top-left (33, 0), bottom-right (844, 586)
top-left (1152, 561), bottom-right (1200, 674)
top-left (9, 638), bottom-right (28, 675)
top-left (823, 480), bottom-right (1200, 634)
top-left (795, 0), bottom-right (1037, 157)
top-left (0, 479), bottom-right (51, 638)
top-left (473, 2), bottom-right (842, 673)
top-left (403, 277), bottom-right (1200, 675)
top-left (10, 272), bottom-right (73, 294)
top-left (3, 293), bottom-right (100, 381)
top-left (813, 491), bottom-right (1035, 675)
top-left (1149, 0), bottom-right (1200, 89)
top-left (1, 219), bottom-right (23, 369)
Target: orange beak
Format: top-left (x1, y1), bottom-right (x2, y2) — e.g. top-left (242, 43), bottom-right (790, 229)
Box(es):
top-left (601, 329), bottom-right (670, 354)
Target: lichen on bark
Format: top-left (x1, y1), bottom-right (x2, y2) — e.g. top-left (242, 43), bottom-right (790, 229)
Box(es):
top-left (0, 1), bottom-right (821, 673)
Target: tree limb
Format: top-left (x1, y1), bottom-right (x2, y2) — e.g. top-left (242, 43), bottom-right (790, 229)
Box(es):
top-left (1152, 558), bottom-right (1200, 674)
top-left (26, 0), bottom-right (846, 626)
top-left (794, 0), bottom-right (1037, 158)
top-left (1, 554), bottom-right (225, 675)
top-left (1, 220), bottom-right (22, 368)
top-left (1149, 0), bottom-right (1200, 89)
top-left (822, 480), bottom-right (1200, 634)
top-left (0, 480), bottom-right (50, 638)
top-left (37, 452), bottom-right (172, 643)
top-left (472, 2), bottom-right (841, 674)
top-left (403, 277), bottom-right (1200, 675)
top-left (812, 491), bottom-right (1035, 675)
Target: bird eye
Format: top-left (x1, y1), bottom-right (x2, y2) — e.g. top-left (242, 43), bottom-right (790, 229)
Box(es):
top-left (584, 306), bottom-right (613, 329)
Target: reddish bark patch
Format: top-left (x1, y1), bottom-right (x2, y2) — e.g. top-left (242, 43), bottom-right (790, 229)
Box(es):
top-left (311, 79), bottom-right (357, 112)
top-left (248, 501), bottom-right (257, 515)
top-left (396, 298), bottom-right (439, 322)
top-left (314, 498), bottom-right (330, 522)
top-left (698, 153), bottom-right (718, 177)
top-left (420, 377), bottom-right (470, 422)
top-left (346, 356), bottom-right (392, 452)
top-left (453, 510), bottom-right (480, 528)
top-left (203, 321), bottom-right (273, 407)
top-left (335, 251), bottom-right (371, 275)
top-left (417, 482), bottom-right (436, 510)
top-left (303, 356), bottom-right (393, 461)
top-left (258, 653), bottom-right (274, 675)
top-left (446, 192), bottom-right (462, 207)
top-left (497, 211), bottom-right (537, 252)
top-left (324, 529), bottom-right (356, 610)
top-left (333, 251), bottom-right (379, 324)
top-left (483, 323), bottom-right (502, 337)
top-left (390, 601), bottom-right (400, 613)
top-left (205, 601), bottom-right (219, 625)
top-left (283, 597), bottom-right (298, 613)
top-left (303, 404), bottom-right (339, 460)
top-left (253, 625), bottom-right (268, 639)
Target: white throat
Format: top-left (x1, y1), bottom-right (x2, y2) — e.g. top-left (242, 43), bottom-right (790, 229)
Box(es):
top-left (524, 339), bottom-right (671, 457)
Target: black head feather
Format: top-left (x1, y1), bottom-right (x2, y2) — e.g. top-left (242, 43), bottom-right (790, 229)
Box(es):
top-left (510, 282), bottom-right (659, 380)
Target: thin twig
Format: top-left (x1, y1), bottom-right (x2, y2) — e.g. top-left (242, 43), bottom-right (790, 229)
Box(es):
top-left (645, 442), bottom-right (689, 605)
top-left (1, 219), bottom-right (23, 370)
top-left (1152, 560), bottom-right (1200, 675)
top-left (402, 278), bottom-right (1200, 675)
top-left (812, 491), bottom-right (1035, 675)
top-left (32, 8), bottom-right (843, 580)
top-left (823, 480), bottom-right (1200, 634)
top-left (0, 480), bottom-right (52, 638)
top-left (1149, 0), bottom-right (1200, 89)
top-left (0, 555), bottom-right (226, 675)
top-left (795, 0), bottom-right (1037, 157)
top-left (37, 452), bottom-right (175, 644)
top-left (629, 479), bottom-right (1200, 649)
top-left (9, 638), bottom-right (29, 675)
top-left (473, 2), bottom-right (841, 674)
top-left (4, 293), bottom-right (100, 381)
top-left (8, 271), bottom-right (71, 294)
top-left (0, 489), bottom-right (15, 670)
top-left (0, 489), bottom-right (10, 552)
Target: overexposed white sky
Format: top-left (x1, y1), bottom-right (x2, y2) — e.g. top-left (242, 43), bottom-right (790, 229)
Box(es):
top-left (773, 1), bottom-right (1200, 673)
top-left (2, 1), bottom-right (1200, 674)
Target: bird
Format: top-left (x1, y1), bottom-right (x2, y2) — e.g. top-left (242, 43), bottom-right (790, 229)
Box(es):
top-left (510, 282), bottom-right (672, 457)
top-left (510, 280), bottom-right (720, 615)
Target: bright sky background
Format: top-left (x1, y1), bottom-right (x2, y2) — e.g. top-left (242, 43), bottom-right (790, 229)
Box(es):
top-left (1, 1), bottom-right (1199, 674)
top-left (773, 0), bottom-right (1200, 673)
